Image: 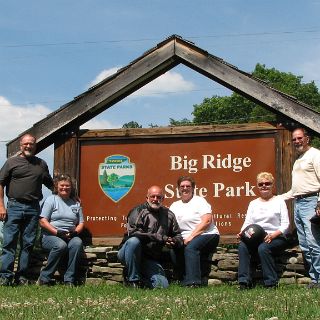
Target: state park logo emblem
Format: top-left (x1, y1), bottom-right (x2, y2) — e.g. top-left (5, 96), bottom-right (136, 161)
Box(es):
top-left (98, 155), bottom-right (135, 202)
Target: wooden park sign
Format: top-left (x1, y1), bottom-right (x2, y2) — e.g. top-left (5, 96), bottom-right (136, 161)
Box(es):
top-left (60, 122), bottom-right (292, 244)
top-left (5, 35), bottom-right (315, 243)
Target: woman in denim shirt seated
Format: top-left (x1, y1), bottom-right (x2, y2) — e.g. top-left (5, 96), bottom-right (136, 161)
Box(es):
top-left (38, 174), bottom-right (84, 286)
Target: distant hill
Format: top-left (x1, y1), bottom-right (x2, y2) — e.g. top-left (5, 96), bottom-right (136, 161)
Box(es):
top-left (115, 175), bottom-right (134, 187)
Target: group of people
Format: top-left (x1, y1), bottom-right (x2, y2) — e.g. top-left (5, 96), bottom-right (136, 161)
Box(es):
top-left (117, 127), bottom-right (320, 290)
top-left (0, 127), bottom-right (319, 290)
top-left (0, 134), bottom-right (83, 286)
top-left (238, 127), bottom-right (320, 289)
top-left (117, 177), bottom-right (220, 288)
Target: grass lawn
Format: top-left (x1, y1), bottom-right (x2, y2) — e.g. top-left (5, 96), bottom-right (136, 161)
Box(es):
top-left (0, 283), bottom-right (319, 319)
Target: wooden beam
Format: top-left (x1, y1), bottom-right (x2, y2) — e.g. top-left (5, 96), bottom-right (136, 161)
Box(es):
top-left (276, 125), bottom-right (294, 230)
top-left (7, 39), bottom-right (178, 157)
top-left (78, 122), bottom-right (277, 140)
top-left (54, 133), bottom-right (79, 179)
top-left (7, 35), bottom-right (320, 158)
top-left (174, 39), bottom-right (320, 135)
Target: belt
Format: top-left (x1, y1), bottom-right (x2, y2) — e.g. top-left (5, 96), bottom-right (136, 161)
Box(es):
top-left (295, 192), bottom-right (319, 200)
top-left (8, 198), bottom-right (39, 204)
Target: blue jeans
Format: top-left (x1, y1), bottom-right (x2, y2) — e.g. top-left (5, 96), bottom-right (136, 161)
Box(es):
top-left (238, 237), bottom-right (287, 286)
top-left (40, 235), bottom-right (83, 284)
top-left (294, 196), bottom-right (320, 283)
top-left (172, 234), bottom-right (220, 286)
top-left (117, 237), bottom-right (169, 288)
top-left (0, 199), bottom-right (40, 281)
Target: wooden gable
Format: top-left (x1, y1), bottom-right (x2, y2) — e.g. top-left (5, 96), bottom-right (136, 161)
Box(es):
top-left (7, 35), bottom-right (320, 157)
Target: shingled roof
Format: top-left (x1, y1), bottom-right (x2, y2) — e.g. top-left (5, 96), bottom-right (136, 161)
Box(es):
top-left (7, 34), bottom-right (320, 157)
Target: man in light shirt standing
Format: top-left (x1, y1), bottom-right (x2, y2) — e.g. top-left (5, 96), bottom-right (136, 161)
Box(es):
top-left (281, 127), bottom-right (320, 288)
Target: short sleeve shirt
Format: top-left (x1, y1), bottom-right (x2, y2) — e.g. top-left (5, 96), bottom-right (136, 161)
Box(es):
top-left (170, 195), bottom-right (219, 239)
top-left (40, 195), bottom-right (84, 234)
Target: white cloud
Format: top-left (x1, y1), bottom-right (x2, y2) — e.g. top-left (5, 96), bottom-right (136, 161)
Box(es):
top-left (88, 68), bottom-right (196, 98)
top-left (132, 71), bottom-right (195, 98)
top-left (81, 118), bottom-right (121, 129)
top-left (88, 67), bottom-right (120, 88)
top-left (0, 96), bottom-right (51, 141)
top-left (0, 96), bottom-right (52, 163)
top-left (0, 95), bottom-right (122, 164)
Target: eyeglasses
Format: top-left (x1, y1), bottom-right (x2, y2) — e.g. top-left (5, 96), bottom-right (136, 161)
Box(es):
top-left (148, 195), bottom-right (163, 200)
top-left (292, 136), bottom-right (306, 142)
top-left (179, 185), bottom-right (192, 189)
top-left (257, 182), bottom-right (272, 187)
top-left (21, 142), bottom-right (35, 146)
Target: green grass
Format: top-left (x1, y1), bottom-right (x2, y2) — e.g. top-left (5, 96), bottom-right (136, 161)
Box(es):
top-left (0, 284), bottom-right (320, 319)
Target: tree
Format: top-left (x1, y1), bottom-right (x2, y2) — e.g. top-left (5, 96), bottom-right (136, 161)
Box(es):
top-left (148, 123), bottom-right (159, 128)
top-left (100, 169), bottom-right (109, 186)
top-left (170, 64), bottom-right (320, 147)
top-left (169, 118), bottom-right (193, 126)
top-left (122, 121), bottom-right (142, 128)
top-left (107, 173), bottom-right (119, 187)
top-left (170, 64), bottom-right (320, 126)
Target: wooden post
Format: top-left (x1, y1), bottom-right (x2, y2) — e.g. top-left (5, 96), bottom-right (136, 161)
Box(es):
top-left (54, 130), bottom-right (79, 180)
top-left (276, 125), bottom-right (294, 228)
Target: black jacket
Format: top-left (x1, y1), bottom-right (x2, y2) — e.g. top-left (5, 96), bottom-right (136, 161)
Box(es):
top-left (119, 202), bottom-right (183, 260)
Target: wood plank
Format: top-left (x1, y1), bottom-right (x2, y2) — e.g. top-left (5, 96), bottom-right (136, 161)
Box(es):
top-left (7, 40), bottom-right (177, 157)
top-left (277, 126), bottom-right (294, 230)
top-left (54, 133), bottom-right (79, 180)
top-left (175, 40), bottom-right (320, 135)
top-left (78, 122), bottom-right (277, 139)
top-left (7, 35), bottom-right (320, 158)
top-left (274, 125), bottom-right (294, 230)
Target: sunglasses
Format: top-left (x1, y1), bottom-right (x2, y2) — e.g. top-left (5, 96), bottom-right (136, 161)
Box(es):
top-left (257, 182), bottom-right (272, 187)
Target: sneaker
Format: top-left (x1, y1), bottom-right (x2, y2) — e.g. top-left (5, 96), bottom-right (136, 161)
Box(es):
top-left (64, 282), bottom-right (75, 287)
top-left (180, 282), bottom-right (201, 288)
top-left (201, 277), bottom-right (209, 286)
top-left (264, 284), bottom-right (278, 289)
top-left (36, 278), bottom-right (55, 286)
top-left (126, 281), bottom-right (142, 289)
top-left (306, 282), bottom-right (320, 289)
top-left (15, 278), bottom-right (30, 286)
top-left (0, 277), bottom-right (12, 286)
top-left (239, 283), bottom-right (252, 290)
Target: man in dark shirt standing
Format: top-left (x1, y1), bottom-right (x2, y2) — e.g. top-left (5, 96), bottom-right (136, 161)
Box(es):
top-left (0, 133), bottom-right (53, 286)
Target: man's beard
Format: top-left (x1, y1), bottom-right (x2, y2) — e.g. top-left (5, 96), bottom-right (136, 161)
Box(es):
top-left (148, 203), bottom-right (161, 211)
top-left (23, 150), bottom-right (34, 157)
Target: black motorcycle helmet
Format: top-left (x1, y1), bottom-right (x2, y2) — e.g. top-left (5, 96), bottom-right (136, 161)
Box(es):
top-left (241, 224), bottom-right (267, 249)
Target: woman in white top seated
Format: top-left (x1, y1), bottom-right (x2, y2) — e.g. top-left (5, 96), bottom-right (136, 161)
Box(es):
top-left (238, 172), bottom-right (290, 289)
top-left (170, 176), bottom-right (220, 287)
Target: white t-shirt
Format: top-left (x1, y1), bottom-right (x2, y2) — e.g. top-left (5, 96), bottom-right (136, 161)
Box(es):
top-left (241, 196), bottom-right (289, 235)
top-left (169, 195), bottom-right (219, 239)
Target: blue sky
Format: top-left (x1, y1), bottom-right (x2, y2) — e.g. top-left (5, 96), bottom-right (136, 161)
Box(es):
top-left (1, 0), bottom-right (320, 168)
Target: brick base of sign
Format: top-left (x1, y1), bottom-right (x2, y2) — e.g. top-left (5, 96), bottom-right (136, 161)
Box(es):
top-left (26, 245), bottom-right (311, 286)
